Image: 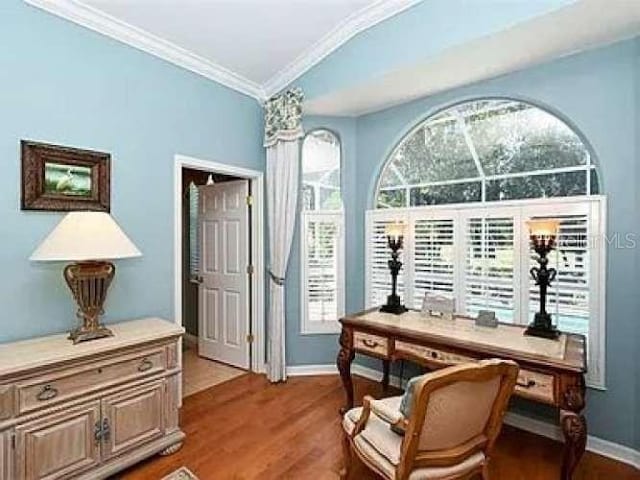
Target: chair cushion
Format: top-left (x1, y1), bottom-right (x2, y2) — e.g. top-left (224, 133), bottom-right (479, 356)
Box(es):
top-left (342, 396), bottom-right (403, 437)
top-left (354, 433), bottom-right (485, 480)
top-left (342, 406), bottom-right (363, 436)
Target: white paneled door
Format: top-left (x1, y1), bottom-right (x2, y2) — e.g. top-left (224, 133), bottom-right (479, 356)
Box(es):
top-left (198, 180), bottom-right (250, 369)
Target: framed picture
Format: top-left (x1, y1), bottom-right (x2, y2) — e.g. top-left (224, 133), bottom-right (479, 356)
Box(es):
top-left (21, 140), bottom-right (110, 212)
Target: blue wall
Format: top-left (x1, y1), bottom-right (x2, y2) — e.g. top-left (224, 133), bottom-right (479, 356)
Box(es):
top-left (296, 0), bottom-right (575, 100)
top-left (0, 0), bottom-right (263, 341)
top-left (293, 39), bottom-right (640, 449)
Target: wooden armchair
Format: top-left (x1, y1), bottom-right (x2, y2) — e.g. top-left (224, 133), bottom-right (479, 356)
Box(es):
top-left (341, 359), bottom-right (519, 480)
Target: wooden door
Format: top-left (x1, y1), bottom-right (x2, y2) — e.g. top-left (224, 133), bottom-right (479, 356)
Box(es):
top-left (100, 382), bottom-right (164, 461)
top-left (198, 180), bottom-right (251, 369)
top-left (14, 401), bottom-right (101, 480)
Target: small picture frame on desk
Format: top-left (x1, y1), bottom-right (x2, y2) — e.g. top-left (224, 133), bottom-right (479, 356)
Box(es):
top-left (421, 293), bottom-right (455, 321)
top-left (475, 310), bottom-right (498, 328)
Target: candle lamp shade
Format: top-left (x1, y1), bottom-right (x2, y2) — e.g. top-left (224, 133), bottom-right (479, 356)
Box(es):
top-left (31, 212), bottom-right (142, 343)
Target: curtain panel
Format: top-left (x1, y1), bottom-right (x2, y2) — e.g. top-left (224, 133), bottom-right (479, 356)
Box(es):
top-left (264, 88), bottom-right (303, 382)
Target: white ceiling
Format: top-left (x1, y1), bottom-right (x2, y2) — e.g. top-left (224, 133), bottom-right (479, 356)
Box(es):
top-left (25, 0), bottom-right (640, 113)
top-left (82, 0), bottom-right (375, 85)
top-left (26, 0), bottom-right (421, 99)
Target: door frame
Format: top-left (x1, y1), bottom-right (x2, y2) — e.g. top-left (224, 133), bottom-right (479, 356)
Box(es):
top-left (173, 154), bottom-right (265, 375)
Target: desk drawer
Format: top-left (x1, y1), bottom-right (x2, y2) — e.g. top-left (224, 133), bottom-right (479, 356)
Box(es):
top-left (515, 369), bottom-right (555, 404)
top-left (354, 332), bottom-right (389, 357)
top-left (16, 347), bottom-right (166, 415)
top-left (395, 341), bottom-right (475, 366)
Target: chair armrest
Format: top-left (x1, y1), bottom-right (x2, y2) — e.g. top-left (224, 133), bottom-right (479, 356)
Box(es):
top-left (351, 396), bottom-right (374, 437)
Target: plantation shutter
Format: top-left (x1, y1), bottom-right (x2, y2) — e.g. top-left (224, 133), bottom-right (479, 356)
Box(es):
top-left (302, 212), bottom-right (344, 327)
top-left (412, 216), bottom-right (455, 308)
top-left (464, 216), bottom-right (516, 323)
top-left (188, 182), bottom-right (200, 279)
top-left (366, 214), bottom-right (407, 308)
top-left (528, 214), bottom-right (590, 335)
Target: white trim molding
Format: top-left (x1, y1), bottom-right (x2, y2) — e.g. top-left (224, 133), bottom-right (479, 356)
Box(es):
top-left (262, 0), bottom-right (423, 97)
top-left (174, 154), bottom-right (266, 374)
top-left (23, 0), bottom-right (422, 101)
top-left (24, 0), bottom-right (265, 100)
top-left (286, 364), bottom-right (639, 469)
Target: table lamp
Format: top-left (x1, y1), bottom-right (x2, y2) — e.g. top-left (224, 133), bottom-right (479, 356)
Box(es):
top-left (380, 221), bottom-right (408, 315)
top-left (30, 212), bottom-right (142, 343)
top-left (525, 219), bottom-right (561, 339)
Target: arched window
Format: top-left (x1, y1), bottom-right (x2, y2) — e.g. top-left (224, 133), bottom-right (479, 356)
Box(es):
top-left (367, 99), bottom-right (605, 387)
top-left (301, 129), bottom-right (344, 334)
top-left (376, 99), bottom-right (597, 208)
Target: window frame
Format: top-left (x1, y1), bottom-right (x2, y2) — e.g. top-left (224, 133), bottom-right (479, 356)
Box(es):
top-left (374, 98), bottom-right (597, 209)
top-left (300, 128), bottom-right (345, 335)
top-left (365, 195), bottom-right (606, 389)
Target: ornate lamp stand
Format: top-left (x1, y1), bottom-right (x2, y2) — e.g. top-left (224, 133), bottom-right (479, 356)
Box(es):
top-left (525, 220), bottom-right (561, 339)
top-left (380, 223), bottom-right (407, 315)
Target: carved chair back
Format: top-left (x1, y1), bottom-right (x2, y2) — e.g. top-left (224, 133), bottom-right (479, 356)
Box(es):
top-left (396, 359), bottom-right (518, 479)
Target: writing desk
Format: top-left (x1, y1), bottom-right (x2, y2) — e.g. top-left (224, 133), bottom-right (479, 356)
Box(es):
top-left (336, 309), bottom-right (587, 480)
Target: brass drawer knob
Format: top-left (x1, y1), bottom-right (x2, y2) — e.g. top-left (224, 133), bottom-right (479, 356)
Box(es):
top-left (516, 379), bottom-right (536, 389)
top-left (138, 358), bottom-right (154, 372)
top-left (362, 339), bottom-right (379, 348)
top-left (36, 384), bottom-right (58, 401)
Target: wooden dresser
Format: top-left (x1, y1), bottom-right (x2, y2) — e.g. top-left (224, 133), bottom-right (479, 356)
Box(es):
top-left (337, 309), bottom-right (587, 480)
top-left (0, 318), bottom-right (184, 480)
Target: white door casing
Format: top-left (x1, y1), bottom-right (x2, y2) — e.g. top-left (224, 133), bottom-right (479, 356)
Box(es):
top-left (198, 180), bottom-right (250, 369)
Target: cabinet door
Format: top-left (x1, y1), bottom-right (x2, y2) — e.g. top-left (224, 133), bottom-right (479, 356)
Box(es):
top-left (15, 401), bottom-right (101, 480)
top-left (101, 382), bottom-right (164, 460)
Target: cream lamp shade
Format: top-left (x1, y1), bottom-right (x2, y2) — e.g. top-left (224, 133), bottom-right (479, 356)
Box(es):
top-left (30, 211), bottom-right (142, 262)
top-left (526, 219), bottom-right (560, 238)
top-left (385, 221), bottom-right (406, 239)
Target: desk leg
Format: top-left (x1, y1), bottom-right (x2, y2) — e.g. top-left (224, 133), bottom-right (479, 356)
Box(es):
top-left (382, 360), bottom-right (390, 393)
top-left (337, 328), bottom-right (355, 414)
top-left (560, 378), bottom-right (587, 480)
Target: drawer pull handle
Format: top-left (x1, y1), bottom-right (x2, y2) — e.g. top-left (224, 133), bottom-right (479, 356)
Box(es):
top-left (36, 384), bottom-right (58, 401)
top-left (138, 358), bottom-right (154, 372)
top-left (362, 339), bottom-right (380, 348)
top-left (517, 379), bottom-right (536, 389)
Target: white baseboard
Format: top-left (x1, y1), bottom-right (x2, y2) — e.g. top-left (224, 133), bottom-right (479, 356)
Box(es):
top-left (286, 363), bottom-right (640, 470)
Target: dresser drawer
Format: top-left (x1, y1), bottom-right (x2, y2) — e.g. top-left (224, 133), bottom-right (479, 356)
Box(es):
top-left (395, 341), bottom-right (475, 366)
top-left (353, 332), bottom-right (389, 357)
top-left (16, 347), bottom-right (166, 415)
top-left (515, 369), bottom-right (555, 404)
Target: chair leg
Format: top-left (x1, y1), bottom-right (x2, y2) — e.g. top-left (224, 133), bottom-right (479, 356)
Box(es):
top-left (340, 432), bottom-right (353, 480)
top-left (481, 463), bottom-right (490, 480)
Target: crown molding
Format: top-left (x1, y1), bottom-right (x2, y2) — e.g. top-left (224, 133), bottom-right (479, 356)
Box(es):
top-left (262, 0), bottom-right (423, 97)
top-left (24, 0), bottom-right (421, 102)
top-left (24, 0), bottom-right (266, 100)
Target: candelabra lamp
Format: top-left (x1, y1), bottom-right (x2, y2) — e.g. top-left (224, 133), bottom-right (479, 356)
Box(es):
top-left (30, 212), bottom-right (142, 344)
top-left (380, 221), bottom-right (408, 315)
top-left (525, 219), bottom-right (561, 339)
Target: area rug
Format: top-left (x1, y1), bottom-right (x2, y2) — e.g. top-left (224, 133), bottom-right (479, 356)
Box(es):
top-left (161, 467), bottom-right (199, 480)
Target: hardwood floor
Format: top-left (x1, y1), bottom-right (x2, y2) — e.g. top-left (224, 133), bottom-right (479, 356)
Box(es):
top-left (119, 374), bottom-right (639, 480)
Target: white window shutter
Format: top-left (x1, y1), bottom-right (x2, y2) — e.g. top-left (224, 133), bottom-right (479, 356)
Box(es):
top-left (527, 214), bottom-right (590, 336)
top-left (301, 212), bottom-right (344, 334)
top-left (464, 215), bottom-right (516, 322)
top-left (412, 216), bottom-right (455, 308)
top-left (365, 213), bottom-right (408, 308)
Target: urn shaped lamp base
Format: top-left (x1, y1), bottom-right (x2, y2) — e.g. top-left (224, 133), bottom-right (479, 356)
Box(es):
top-left (64, 261), bottom-right (116, 344)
